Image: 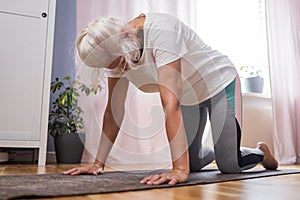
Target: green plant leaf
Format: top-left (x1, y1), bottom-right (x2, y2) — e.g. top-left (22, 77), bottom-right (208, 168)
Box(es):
top-left (64, 76), bottom-right (71, 81)
top-left (49, 75), bottom-right (100, 137)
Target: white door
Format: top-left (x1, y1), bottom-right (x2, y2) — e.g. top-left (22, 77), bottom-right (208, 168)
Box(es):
top-left (0, 3), bottom-right (48, 141)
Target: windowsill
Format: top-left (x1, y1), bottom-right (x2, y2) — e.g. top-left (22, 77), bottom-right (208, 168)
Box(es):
top-left (242, 92), bottom-right (271, 100)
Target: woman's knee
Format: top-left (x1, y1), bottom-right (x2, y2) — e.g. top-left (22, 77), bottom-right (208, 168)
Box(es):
top-left (216, 160), bottom-right (242, 174)
top-left (189, 147), bottom-right (214, 172)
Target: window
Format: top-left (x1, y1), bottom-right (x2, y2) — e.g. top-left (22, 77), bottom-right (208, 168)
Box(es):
top-left (195, 0), bottom-right (269, 95)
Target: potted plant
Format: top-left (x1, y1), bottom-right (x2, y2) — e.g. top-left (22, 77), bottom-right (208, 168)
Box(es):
top-left (239, 66), bottom-right (264, 93)
top-left (48, 75), bottom-right (98, 164)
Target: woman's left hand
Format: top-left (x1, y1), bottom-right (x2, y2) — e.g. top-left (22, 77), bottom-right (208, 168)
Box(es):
top-left (140, 169), bottom-right (189, 185)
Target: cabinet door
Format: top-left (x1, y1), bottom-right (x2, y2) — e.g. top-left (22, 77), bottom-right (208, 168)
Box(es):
top-left (0, 11), bottom-right (48, 140)
top-left (0, 0), bottom-right (48, 18)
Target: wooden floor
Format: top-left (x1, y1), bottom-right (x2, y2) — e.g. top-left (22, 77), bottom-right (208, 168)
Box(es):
top-left (1, 163), bottom-right (300, 200)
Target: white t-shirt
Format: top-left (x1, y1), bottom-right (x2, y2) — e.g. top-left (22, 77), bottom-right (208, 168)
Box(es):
top-left (111, 13), bottom-right (237, 105)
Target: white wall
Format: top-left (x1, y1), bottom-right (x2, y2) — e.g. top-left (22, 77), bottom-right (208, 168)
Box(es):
top-left (241, 93), bottom-right (274, 154)
top-left (48, 0), bottom-right (76, 152)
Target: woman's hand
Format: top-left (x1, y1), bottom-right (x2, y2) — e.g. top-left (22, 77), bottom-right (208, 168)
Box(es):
top-left (140, 169), bottom-right (189, 186)
top-left (63, 164), bottom-right (104, 176)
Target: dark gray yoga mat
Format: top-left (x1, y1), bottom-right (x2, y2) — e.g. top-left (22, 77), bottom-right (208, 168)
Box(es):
top-left (0, 168), bottom-right (300, 200)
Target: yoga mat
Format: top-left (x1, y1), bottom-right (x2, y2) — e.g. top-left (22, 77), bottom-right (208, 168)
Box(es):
top-left (0, 168), bottom-right (299, 200)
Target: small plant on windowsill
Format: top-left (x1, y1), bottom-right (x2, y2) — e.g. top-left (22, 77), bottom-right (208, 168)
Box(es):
top-left (239, 66), bottom-right (264, 93)
top-left (48, 75), bottom-right (99, 163)
top-left (239, 65), bottom-right (263, 79)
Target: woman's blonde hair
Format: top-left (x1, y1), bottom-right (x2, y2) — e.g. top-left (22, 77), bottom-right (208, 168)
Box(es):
top-left (76, 17), bottom-right (142, 70)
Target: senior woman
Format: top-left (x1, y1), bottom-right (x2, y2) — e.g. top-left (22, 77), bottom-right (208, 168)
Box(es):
top-left (64, 13), bottom-right (278, 185)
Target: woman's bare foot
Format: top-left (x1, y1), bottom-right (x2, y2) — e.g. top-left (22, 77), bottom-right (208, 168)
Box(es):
top-left (257, 142), bottom-right (278, 170)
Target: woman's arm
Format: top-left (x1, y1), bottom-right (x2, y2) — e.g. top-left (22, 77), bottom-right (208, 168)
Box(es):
top-left (140, 58), bottom-right (190, 185)
top-left (94, 77), bottom-right (129, 169)
top-left (64, 76), bottom-right (129, 175)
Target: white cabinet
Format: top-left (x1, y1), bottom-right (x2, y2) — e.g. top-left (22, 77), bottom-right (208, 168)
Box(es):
top-left (0, 0), bottom-right (56, 165)
top-left (0, 0), bottom-right (48, 18)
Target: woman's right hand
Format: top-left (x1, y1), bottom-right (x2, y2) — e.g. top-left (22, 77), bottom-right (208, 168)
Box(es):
top-left (63, 164), bottom-right (104, 176)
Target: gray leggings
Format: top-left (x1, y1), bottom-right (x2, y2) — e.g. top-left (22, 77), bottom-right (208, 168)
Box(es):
top-left (181, 79), bottom-right (264, 173)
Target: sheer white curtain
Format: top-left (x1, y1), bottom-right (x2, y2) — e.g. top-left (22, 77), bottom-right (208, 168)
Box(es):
top-left (76, 0), bottom-right (197, 166)
top-left (266, 0), bottom-right (300, 164)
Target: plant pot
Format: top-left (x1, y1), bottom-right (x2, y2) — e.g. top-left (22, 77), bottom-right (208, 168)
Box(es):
top-left (244, 77), bottom-right (264, 93)
top-left (54, 133), bottom-right (85, 164)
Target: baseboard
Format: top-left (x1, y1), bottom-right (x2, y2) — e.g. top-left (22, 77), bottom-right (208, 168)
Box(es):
top-left (0, 149), bottom-right (57, 164)
top-left (0, 149), bottom-right (35, 164)
top-left (46, 151), bottom-right (57, 164)
top-left (0, 151), bottom-right (9, 162)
